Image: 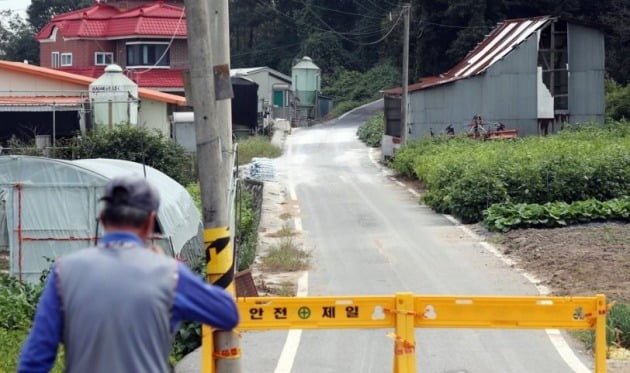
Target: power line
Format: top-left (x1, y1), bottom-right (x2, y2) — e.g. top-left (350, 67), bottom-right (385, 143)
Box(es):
top-left (300, 0), bottom-right (404, 45)
top-left (422, 20), bottom-right (491, 30)
top-left (254, 0), bottom-right (386, 37)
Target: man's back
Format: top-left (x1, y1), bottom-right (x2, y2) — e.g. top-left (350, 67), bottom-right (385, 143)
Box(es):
top-left (58, 244), bottom-right (177, 373)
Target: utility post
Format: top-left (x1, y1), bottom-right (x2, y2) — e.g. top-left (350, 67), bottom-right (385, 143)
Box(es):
top-left (184, 1), bottom-right (241, 373)
top-left (400, 3), bottom-right (411, 145)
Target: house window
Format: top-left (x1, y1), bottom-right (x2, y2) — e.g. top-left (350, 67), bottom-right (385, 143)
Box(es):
top-left (51, 52), bottom-right (60, 68)
top-left (95, 52), bottom-right (114, 66)
top-left (126, 42), bottom-right (170, 67)
top-left (60, 53), bottom-right (73, 67)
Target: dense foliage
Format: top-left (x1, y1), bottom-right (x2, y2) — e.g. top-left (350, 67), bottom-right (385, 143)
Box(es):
top-left (0, 274), bottom-right (65, 372)
top-left (606, 79), bottom-right (630, 121)
top-left (324, 62), bottom-right (400, 116)
top-left (392, 122), bottom-right (630, 223)
top-left (484, 198), bottom-right (630, 232)
top-left (357, 112), bottom-right (385, 147)
top-left (71, 126), bottom-right (195, 186)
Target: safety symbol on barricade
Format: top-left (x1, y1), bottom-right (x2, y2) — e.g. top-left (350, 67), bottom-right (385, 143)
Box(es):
top-left (237, 296), bottom-right (396, 330)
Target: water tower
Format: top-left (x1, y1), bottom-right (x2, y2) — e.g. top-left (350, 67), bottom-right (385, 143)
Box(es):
top-left (89, 64), bottom-right (139, 129)
top-left (291, 56), bottom-right (321, 119)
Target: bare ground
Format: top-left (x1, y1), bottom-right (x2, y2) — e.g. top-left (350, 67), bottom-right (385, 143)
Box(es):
top-left (481, 222), bottom-right (630, 302)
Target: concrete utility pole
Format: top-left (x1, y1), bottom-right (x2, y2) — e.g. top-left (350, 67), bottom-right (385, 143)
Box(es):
top-left (400, 3), bottom-right (411, 144)
top-left (184, 1), bottom-right (241, 373)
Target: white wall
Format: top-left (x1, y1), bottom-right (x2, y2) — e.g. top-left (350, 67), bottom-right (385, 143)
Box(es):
top-left (138, 99), bottom-right (170, 134)
top-left (0, 69), bottom-right (86, 95)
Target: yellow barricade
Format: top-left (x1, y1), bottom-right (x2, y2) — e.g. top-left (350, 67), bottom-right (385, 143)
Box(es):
top-left (237, 293), bottom-right (609, 373)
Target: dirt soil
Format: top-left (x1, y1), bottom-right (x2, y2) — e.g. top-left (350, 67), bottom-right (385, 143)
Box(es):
top-left (484, 222), bottom-right (630, 302)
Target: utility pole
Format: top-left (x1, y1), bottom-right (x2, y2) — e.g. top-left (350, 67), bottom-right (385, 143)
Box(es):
top-left (184, 1), bottom-right (240, 373)
top-left (400, 3), bottom-right (411, 145)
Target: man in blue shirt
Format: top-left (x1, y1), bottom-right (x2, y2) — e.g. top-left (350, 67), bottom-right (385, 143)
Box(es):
top-left (19, 176), bottom-right (239, 373)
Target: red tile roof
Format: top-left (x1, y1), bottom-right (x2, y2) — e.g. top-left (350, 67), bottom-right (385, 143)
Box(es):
top-left (36, 2), bottom-right (186, 40)
top-left (126, 69), bottom-right (184, 88)
top-left (62, 67), bottom-right (185, 89)
top-left (385, 16), bottom-right (552, 95)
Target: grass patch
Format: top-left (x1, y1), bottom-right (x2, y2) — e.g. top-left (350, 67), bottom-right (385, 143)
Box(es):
top-left (266, 224), bottom-right (297, 238)
top-left (237, 136), bottom-right (282, 165)
top-left (570, 303), bottom-right (630, 352)
top-left (261, 237), bottom-right (310, 273)
top-left (271, 281), bottom-right (296, 297)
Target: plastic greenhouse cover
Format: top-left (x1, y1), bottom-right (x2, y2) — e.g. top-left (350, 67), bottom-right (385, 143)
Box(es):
top-left (0, 156), bottom-right (202, 282)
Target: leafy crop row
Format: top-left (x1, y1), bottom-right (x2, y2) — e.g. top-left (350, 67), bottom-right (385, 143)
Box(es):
top-left (391, 122), bottom-right (630, 223)
top-left (357, 113), bottom-right (385, 147)
top-left (484, 197), bottom-right (630, 232)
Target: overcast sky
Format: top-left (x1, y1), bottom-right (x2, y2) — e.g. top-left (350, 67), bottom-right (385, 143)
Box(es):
top-left (0, 0), bottom-right (31, 16)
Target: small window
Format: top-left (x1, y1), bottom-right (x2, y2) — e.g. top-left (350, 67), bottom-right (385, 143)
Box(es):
top-left (60, 53), bottom-right (73, 67)
top-left (95, 52), bottom-right (114, 66)
top-left (51, 52), bottom-right (60, 68)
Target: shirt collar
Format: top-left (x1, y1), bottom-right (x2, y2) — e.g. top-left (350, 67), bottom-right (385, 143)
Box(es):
top-left (99, 231), bottom-right (145, 248)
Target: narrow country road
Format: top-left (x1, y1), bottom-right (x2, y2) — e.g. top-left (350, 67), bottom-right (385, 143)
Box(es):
top-left (240, 101), bottom-right (592, 372)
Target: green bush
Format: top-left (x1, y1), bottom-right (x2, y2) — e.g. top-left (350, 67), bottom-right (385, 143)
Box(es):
top-left (392, 123), bottom-right (630, 223)
top-left (69, 126), bottom-right (195, 185)
top-left (606, 79), bottom-right (630, 121)
top-left (357, 113), bottom-right (385, 147)
top-left (484, 197), bottom-right (630, 232)
top-left (237, 136), bottom-right (282, 165)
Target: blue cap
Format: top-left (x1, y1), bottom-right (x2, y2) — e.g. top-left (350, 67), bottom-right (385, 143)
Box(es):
top-left (101, 176), bottom-right (160, 212)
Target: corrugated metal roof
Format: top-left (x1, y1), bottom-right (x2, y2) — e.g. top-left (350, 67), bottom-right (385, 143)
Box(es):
top-left (386, 16), bottom-right (552, 94)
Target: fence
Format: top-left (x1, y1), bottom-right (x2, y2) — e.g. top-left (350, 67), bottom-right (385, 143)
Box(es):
top-left (236, 293), bottom-right (610, 373)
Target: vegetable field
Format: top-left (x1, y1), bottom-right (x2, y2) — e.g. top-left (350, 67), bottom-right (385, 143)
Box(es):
top-left (392, 122), bottom-right (630, 225)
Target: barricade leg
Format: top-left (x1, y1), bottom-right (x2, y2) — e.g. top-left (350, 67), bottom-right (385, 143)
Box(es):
top-left (594, 294), bottom-right (607, 373)
top-left (393, 293), bottom-right (416, 373)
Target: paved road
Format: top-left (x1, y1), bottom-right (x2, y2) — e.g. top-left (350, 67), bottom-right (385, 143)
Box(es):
top-left (179, 102), bottom-right (592, 372)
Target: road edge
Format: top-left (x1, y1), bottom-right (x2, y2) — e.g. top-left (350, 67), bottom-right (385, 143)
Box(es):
top-left (366, 147), bottom-right (592, 373)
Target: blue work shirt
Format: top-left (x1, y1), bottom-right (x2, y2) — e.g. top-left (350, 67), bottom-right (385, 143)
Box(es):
top-left (19, 232), bottom-right (239, 373)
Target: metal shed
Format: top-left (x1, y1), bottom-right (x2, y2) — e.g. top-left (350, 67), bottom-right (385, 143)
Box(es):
top-left (0, 156), bottom-right (202, 282)
top-left (385, 16), bottom-right (605, 140)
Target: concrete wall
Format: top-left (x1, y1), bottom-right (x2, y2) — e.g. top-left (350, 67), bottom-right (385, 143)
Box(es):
top-left (409, 34), bottom-right (539, 139)
top-left (0, 69), bottom-right (86, 94)
top-left (568, 23), bottom-right (605, 124)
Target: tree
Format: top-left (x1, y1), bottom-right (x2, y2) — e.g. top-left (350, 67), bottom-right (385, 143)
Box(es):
top-left (27, 0), bottom-right (93, 32)
top-left (0, 11), bottom-right (39, 64)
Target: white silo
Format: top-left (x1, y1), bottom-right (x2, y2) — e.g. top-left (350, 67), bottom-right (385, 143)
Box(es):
top-left (89, 64), bottom-right (139, 129)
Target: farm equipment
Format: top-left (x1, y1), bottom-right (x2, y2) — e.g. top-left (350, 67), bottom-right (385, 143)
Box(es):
top-left (467, 115), bottom-right (518, 140)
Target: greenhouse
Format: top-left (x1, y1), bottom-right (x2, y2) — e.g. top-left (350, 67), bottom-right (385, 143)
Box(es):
top-left (0, 156), bottom-right (202, 282)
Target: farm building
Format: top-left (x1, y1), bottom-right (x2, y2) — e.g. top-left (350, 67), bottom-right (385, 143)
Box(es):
top-left (0, 156), bottom-right (202, 282)
top-left (0, 60), bottom-right (186, 144)
top-left (385, 16), bottom-right (605, 140)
